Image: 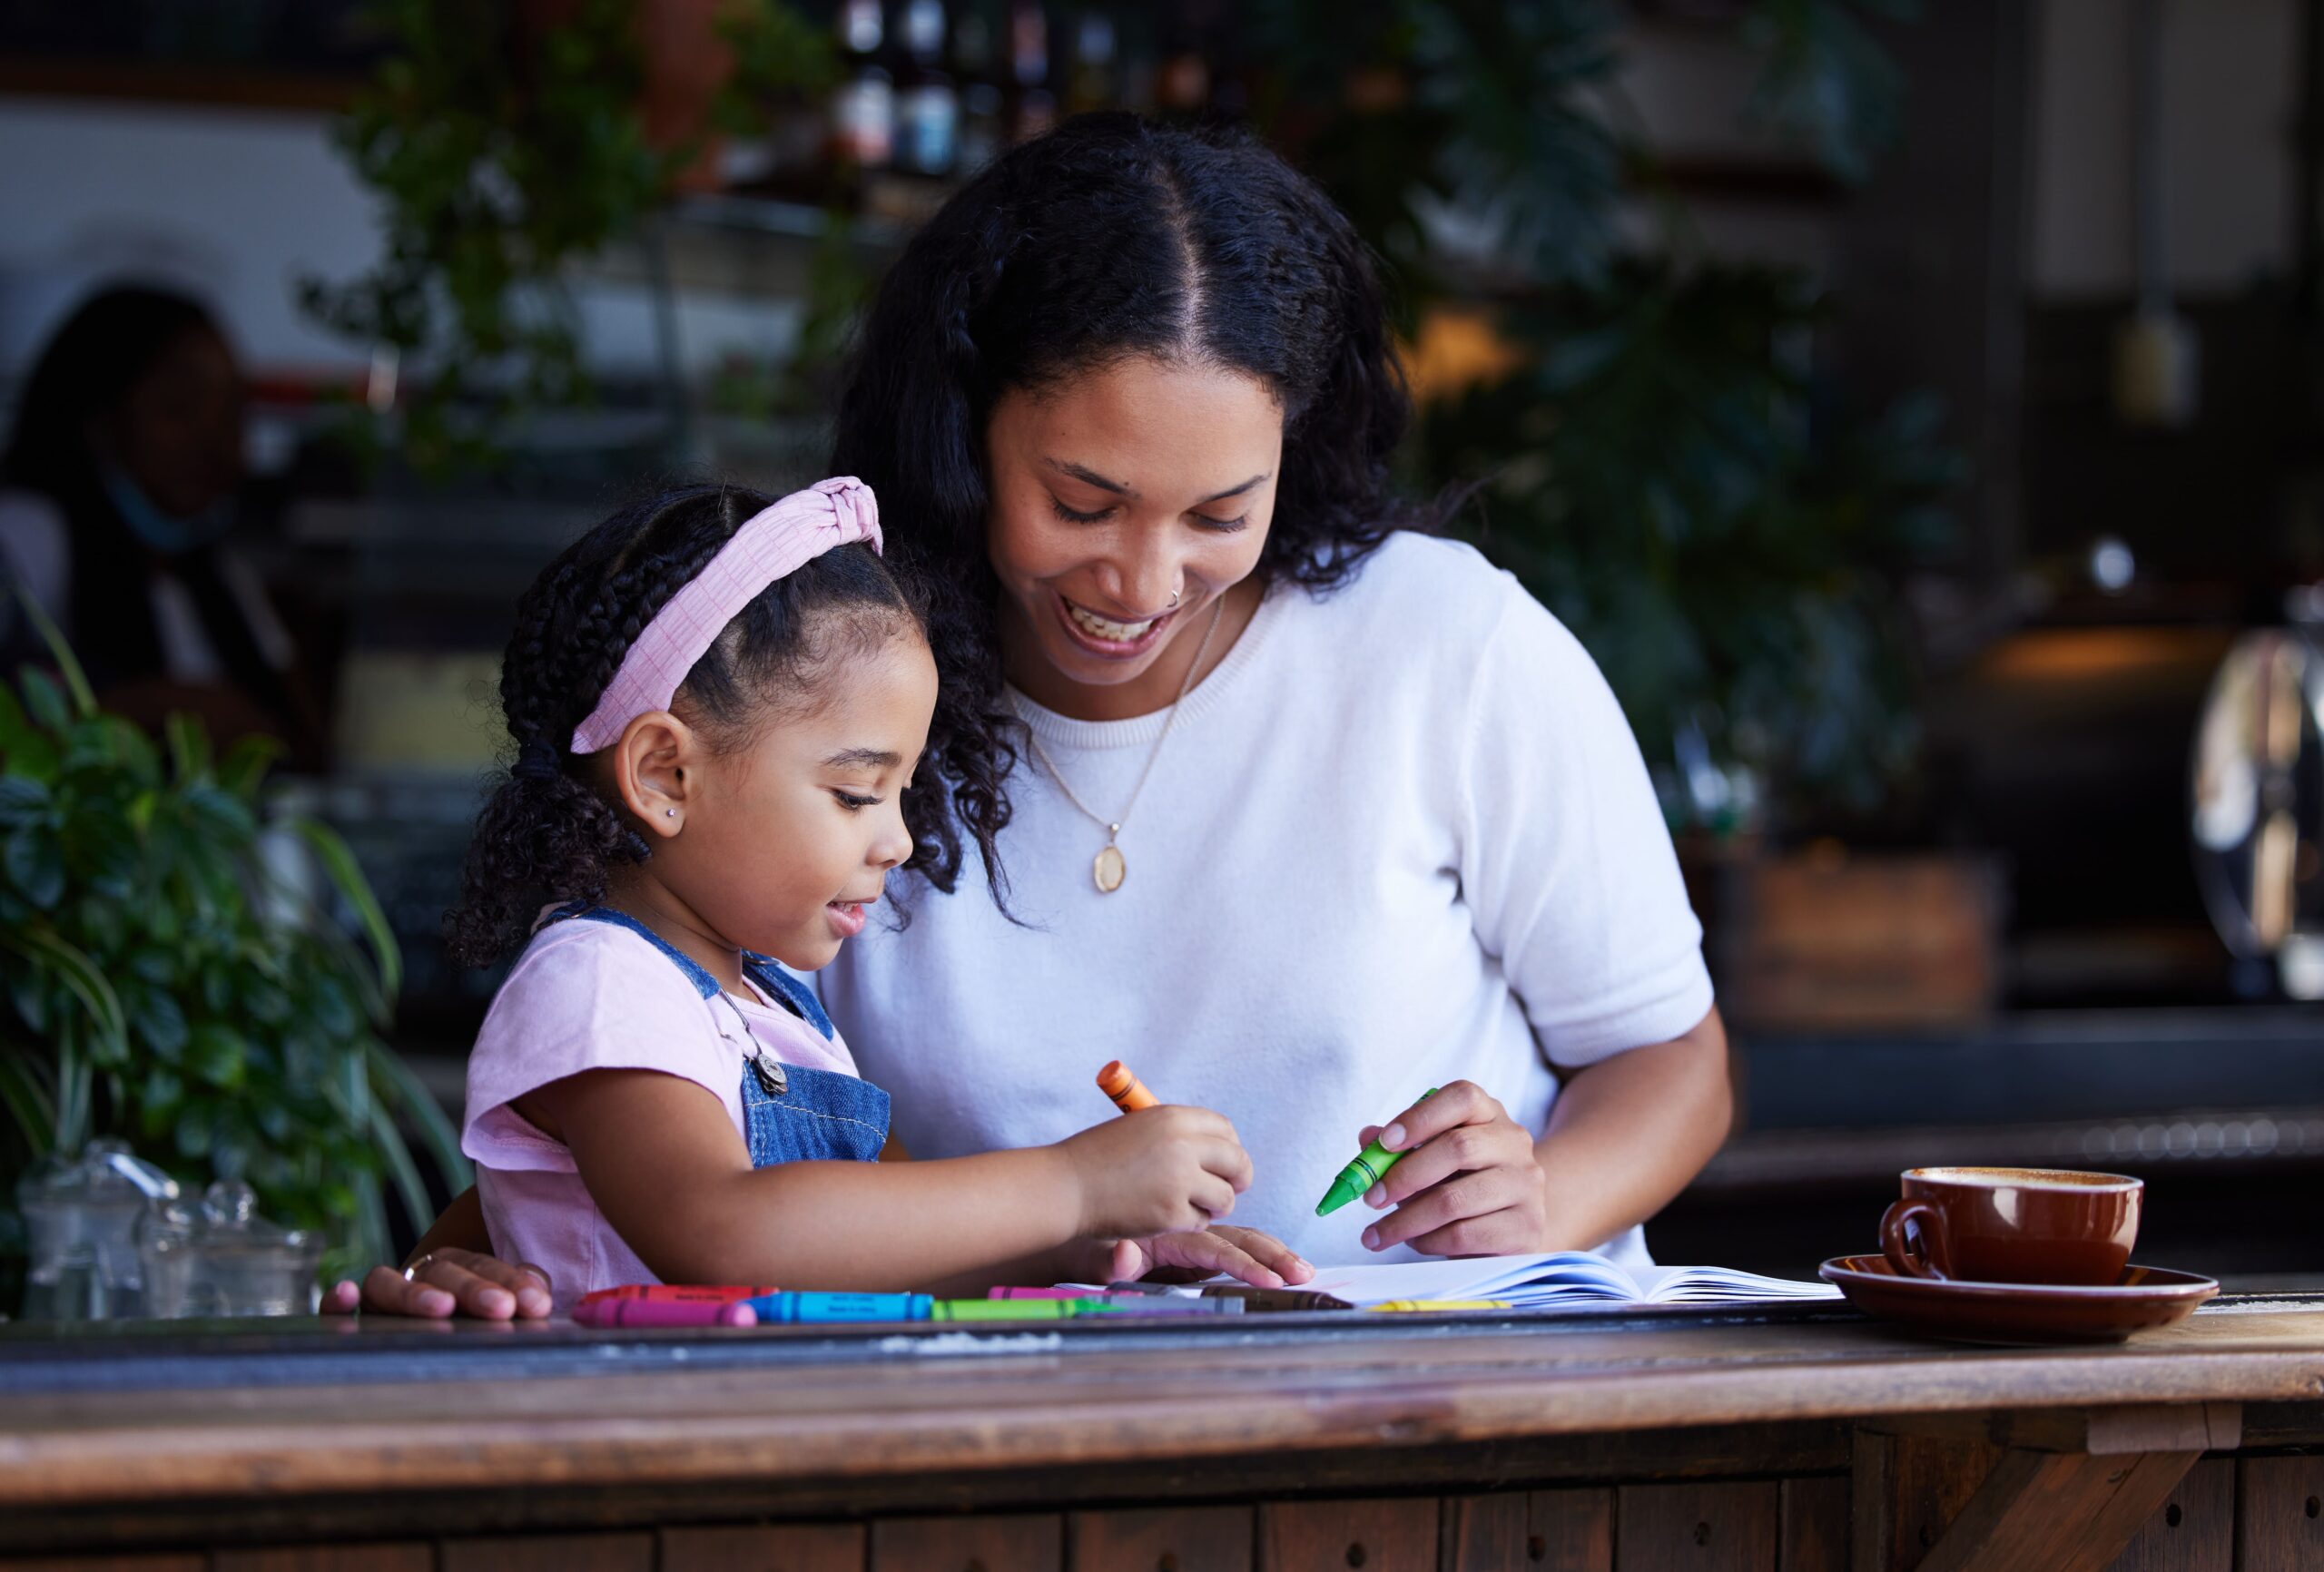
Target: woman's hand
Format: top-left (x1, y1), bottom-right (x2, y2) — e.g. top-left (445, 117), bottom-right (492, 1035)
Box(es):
top-left (320, 1248), bottom-right (554, 1321)
top-left (1099, 1224), bottom-right (1315, 1290)
top-left (1353, 1080), bottom-right (1549, 1257)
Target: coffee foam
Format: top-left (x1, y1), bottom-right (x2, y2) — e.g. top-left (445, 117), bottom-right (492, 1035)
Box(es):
top-left (1905, 1166), bottom-right (2140, 1191)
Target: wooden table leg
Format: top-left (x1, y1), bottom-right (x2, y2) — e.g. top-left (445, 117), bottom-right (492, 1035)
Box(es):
top-left (1854, 1404), bottom-right (2240, 1572)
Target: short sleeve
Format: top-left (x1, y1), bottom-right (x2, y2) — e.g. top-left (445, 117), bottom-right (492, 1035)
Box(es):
top-left (1456, 580), bottom-right (1715, 1066)
top-left (461, 923), bottom-right (742, 1173)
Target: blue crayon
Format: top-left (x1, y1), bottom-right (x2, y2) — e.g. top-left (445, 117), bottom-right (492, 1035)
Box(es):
top-left (737, 1292), bottom-right (934, 1324)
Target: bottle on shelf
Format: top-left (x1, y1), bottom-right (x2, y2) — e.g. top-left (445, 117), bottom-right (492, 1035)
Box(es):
top-left (1009, 0), bottom-right (1056, 142)
top-left (1065, 12), bottom-right (1116, 117)
top-left (831, 0), bottom-right (896, 173)
top-left (953, 0), bottom-right (1007, 174)
top-left (896, 0), bottom-right (960, 179)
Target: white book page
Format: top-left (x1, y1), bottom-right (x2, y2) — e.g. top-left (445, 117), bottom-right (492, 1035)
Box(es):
top-left (1630, 1263), bottom-right (1843, 1303)
top-left (1295, 1253), bottom-right (1643, 1307)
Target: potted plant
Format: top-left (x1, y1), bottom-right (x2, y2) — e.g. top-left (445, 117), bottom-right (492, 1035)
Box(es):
top-left (300, 0), bottom-right (831, 477)
top-left (0, 598), bottom-right (464, 1303)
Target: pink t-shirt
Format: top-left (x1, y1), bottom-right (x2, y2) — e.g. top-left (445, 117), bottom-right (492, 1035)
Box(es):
top-left (460, 915), bottom-right (860, 1304)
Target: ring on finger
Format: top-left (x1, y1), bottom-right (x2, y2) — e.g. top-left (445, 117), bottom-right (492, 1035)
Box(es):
top-left (400, 1251), bottom-right (438, 1283)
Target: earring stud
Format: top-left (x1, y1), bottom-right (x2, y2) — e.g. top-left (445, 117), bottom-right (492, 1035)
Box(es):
top-left (665, 809), bottom-right (676, 819)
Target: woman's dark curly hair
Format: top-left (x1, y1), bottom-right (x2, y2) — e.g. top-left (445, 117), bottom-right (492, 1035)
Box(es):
top-left (832, 112), bottom-right (1440, 904)
top-left (443, 483), bottom-right (928, 968)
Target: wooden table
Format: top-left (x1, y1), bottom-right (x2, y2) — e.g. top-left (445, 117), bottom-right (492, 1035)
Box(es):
top-left (5, 1297), bottom-right (2324, 1571)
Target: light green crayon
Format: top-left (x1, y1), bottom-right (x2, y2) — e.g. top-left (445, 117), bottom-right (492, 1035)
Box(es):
top-left (1315, 1088), bottom-right (1439, 1216)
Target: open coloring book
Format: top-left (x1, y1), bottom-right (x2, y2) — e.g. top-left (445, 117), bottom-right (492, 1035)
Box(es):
top-left (1282, 1251), bottom-right (1843, 1310)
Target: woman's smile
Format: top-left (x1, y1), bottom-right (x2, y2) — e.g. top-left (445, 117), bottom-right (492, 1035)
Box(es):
top-left (1054, 588), bottom-right (1179, 657)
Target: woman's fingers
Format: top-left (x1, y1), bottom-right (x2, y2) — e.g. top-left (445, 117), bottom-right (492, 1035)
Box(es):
top-left (1403, 1205), bottom-right (1535, 1259)
top-left (1378, 1080), bottom-right (1496, 1153)
top-left (1364, 1165), bottom-right (1537, 1253)
top-left (1365, 1121), bottom-right (1531, 1210)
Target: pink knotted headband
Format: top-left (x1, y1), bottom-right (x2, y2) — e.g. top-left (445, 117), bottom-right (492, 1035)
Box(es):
top-left (569, 477), bottom-right (884, 753)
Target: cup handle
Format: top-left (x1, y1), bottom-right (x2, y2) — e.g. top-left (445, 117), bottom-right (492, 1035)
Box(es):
top-left (1880, 1198), bottom-right (1953, 1280)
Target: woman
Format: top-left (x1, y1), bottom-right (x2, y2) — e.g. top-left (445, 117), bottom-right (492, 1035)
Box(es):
top-left (342, 114), bottom-right (1728, 1319)
top-left (0, 286), bottom-right (317, 755)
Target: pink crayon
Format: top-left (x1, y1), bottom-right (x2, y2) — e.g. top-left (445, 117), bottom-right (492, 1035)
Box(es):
top-left (573, 1297), bottom-right (759, 1329)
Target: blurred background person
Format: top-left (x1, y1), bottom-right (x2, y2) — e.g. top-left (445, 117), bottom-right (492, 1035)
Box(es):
top-left (0, 282), bottom-right (318, 759)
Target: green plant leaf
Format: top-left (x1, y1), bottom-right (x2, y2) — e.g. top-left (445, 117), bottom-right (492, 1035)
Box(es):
top-left (289, 817), bottom-right (403, 1005)
top-left (1, 928), bottom-right (126, 1062)
top-left (10, 580), bottom-right (95, 718)
top-left (0, 777), bottom-right (50, 826)
top-left (130, 987), bottom-right (189, 1061)
top-left (186, 1022), bottom-right (248, 1089)
top-left (164, 712), bottom-right (213, 782)
top-left (0, 1041), bottom-right (55, 1156)
top-left (218, 734), bottom-right (286, 799)
top-left (5, 827), bottom-right (63, 909)
top-left (366, 1037), bottom-right (470, 1191)
top-left (17, 669), bottom-right (68, 734)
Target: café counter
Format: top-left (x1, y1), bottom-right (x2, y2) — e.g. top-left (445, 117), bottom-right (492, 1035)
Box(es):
top-left (5, 1298), bottom-right (2324, 1570)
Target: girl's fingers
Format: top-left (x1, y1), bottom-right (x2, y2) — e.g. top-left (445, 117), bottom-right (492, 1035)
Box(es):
top-left (1200, 1137), bottom-right (1255, 1194)
top-left (1210, 1226), bottom-right (1314, 1285)
top-left (320, 1280), bottom-right (363, 1315)
top-left (359, 1264), bottom-right (457, 1318)
top-left (1107, 1237), bottom-right (1149, 1284)
top-left (1191, 1174), bottom-right (1239, 1224)
top-left (425, 1249), bottom-right (555, 1318)
top-left (1174, 1234), bottom-right (1281, 1288)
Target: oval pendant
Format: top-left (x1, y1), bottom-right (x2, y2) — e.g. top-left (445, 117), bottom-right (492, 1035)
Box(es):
top-left (1093, 844), bottom-right (1127, 893)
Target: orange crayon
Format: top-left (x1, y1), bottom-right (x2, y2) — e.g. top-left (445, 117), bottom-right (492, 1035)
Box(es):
top-left (1096, 1060), bottom-right (1158, 1114)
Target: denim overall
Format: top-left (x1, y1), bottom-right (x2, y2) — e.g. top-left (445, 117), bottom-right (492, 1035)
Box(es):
top-left (547, 906), bottom-right (891, 1165)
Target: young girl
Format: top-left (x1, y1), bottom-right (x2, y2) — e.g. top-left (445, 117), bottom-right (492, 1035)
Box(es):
top-left (443, 477), bottom-right (1306, 1304)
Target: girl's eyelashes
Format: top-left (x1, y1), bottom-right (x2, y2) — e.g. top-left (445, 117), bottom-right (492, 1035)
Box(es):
top-left (832, 791), bottom-right (882, 811)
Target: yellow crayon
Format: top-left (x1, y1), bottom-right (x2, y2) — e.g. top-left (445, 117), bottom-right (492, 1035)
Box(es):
top-left (1362, 1300), bottom-right (1514, 1312)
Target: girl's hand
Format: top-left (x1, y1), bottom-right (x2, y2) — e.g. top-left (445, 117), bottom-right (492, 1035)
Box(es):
top-left (320, 1248), bottom-right (555, 1321)
top-left (1100, 1225), bottom-right (1315, 1290)
top-left (1353, 1080), bottom-right (1549, 1257)
top-left (1059, 1105), bottom-right (1253, 1239)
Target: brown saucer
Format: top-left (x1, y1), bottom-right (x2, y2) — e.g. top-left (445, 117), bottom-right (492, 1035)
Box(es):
top-left (1818, 1254), bottom-right (2219, 1345)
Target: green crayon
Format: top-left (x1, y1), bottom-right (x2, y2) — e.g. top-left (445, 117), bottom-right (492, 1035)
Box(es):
top-left (1315, 1087), bottom-right (1440, 1216)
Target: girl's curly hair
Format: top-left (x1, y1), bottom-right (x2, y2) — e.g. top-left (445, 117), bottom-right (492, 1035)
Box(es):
top-left (443, 483), bottom-right (928, 968)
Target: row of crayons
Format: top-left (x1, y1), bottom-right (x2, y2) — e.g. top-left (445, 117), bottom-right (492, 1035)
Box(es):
top-left (571, 1066), bottom-right (1502, 1331)
top-left (571, 1281), bottom-right (1509, 1327)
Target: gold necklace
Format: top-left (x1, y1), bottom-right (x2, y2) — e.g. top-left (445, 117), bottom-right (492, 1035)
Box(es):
top-left (1022, 600), bottom-right (1225, 893)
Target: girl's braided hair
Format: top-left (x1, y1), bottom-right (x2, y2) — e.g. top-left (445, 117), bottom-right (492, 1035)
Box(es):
top-left (442, 482), bottom-right (931, 968)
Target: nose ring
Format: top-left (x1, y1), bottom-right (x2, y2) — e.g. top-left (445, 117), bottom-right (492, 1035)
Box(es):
top-left (1169, 585), bottom-right (1182, 608)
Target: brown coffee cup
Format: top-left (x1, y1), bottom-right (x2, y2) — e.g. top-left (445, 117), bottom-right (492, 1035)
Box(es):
top-left (1878, 1166), bottom-right (2142, 1286)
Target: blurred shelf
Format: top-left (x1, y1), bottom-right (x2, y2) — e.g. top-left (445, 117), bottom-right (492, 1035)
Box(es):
top-left (1698, 1104), bottom-right (2324, 1192)
top-left (1734, 1007), bottom-right (2324, 1131)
